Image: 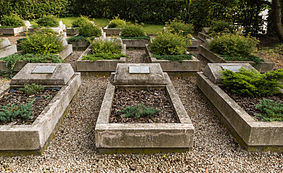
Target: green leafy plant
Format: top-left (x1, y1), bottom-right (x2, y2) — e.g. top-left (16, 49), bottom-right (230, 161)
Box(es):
top-left (108, 16), bottom-right (126, 28)
top-left (121, 24), bottom-right (146, 38)
top-left (208, 20), bottom-right (237, 36)
top-left (0, 101), bottom-right (33, 122)
top-left (119, 103), bottom-right (160, 118)
top-left (20, 31), bottom-right (64, 54)
top-left (90, 39), bottom-right (121, 54)
top-left (78, 23), bottom-right (101, 37)
top-left (221, 68), bottom-right (283, 97)
top-left (166, 18), bottom-right (194, 38)
top-left (72, 16), bottom-right (91, 27)
top-left (20, 84), bottom-right (44, 96)
top-left (82, 53), bottom-right (126, 61)
top-left (209, 33), bottom-right (259, 58)
top-left (153, 54), bottom-right (193, 61)
top-left (255, 99), bottom-right (283, 122)
top-left (0, 15), bottom-right (24, 28)
top-left (150, 31), bottom-right (187, 55)
top-left (37, 16), bottom-right (59, 27)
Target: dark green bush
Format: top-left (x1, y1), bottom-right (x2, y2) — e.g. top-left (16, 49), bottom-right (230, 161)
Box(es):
top-left (208, 20), bottom-right (237, 36)
top-left (20, 32), bottom-right (64, 54)
top-left (221, 68), bottom-right (283, 97)
top-left (0, 15), bottom-right (25, 27)
top-left (78, 23), bottom-right (101, 37)
top-left (108, 16), bottom-right (126, 28)
top-left (121, 25), bottom-right (146, 38)
top-left (20, 84), bottom-right (44, 96)
top-left (153, 54), bottom-right (193, 61)
top-left (209, 33), bottom-right (259, 57)
top-left (90, 39), bottom-right (121, 54)
top-left (119, 103), bottom-right (160, 118)
top-left (0, 101), bottom-right (33, 122)
top-left (37, 16), bottom-right (59, 27)
top-left (255, 99), bottom-right (283, 122)
top-left (166, 18), bottom-right (194, 38)
top-left (72, 16), bottom-right (91, 27)
top-left (150, 32), bottom-right (187, 55)
top-left (82, 53), bottom-right (126, 61)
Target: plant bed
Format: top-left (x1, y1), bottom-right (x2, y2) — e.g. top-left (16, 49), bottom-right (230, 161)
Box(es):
top-left (76, 38), bottom-right (127, 72)
top-left (0, 15), bottom-right (30, 36)
top-left (67, 36), bottom-right (90, 50)
top-left (29, 18), bottom-right (66, 34)
top-left (199, 45), bottom-right (274, 72)
top-left (146, 44), bottom-right (200, 72)
top-left (121, 38), bottom-right (150, 48)
top-left (120, 24), bottom-right (149, 48)
top-left (197, 64), bottom-right (283, 151)
top-left (0, 63), bottom-right (81, 154)
top-left (103, 25), bottom-right (122, 36)
top-left (103, 17), bottom-right (126, 36)
top-left (0, 38), bottom-right (17, 58)
top-left (95, 63), bottom-right (194, 153)
top-left (66, 27), bottom-right (79, 36)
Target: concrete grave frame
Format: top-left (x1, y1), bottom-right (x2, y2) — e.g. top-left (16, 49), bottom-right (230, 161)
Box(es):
top-left (121, 35), bottom-right (150, 48)
top-left (28, 21), bottom-right (66, 34)
top-left (145, 44), bottom-right (200, 72)
top-left (0, 38), bottom-right (17, 58)
top-left (103, 25), bottom-right (122, 36)
top-left (76, 39), bottom-right (127, 72)
top-left (0, 21), bottom-right (31, 36)
top-left (95, 72), bottom-right (195, 153)
top-left (0, 68), bottom-right (81, 154)
top-left (0, 38), bottom-right (72, 72)
top-left (196, 72), bottom-right (283, 152)
top-left (199, 45), bottom-right (274, 72)
top-left (66, 27), bottom-right (79, 36)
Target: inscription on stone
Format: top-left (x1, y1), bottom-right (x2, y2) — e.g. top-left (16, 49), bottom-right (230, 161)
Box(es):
top-left (32, 66), bottom-right (56, 74)
top-left (221, 65), bottom-right (242, 72)
top-left (129, 66), bottom-right (150, 74)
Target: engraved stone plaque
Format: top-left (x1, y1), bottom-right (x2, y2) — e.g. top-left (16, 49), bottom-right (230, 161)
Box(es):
top-left (129, 66), bottom-right (150, 74)
top-left (221, 65), bottom-right (242, 72)
top-left (32, 66), bottom-right (56, 74)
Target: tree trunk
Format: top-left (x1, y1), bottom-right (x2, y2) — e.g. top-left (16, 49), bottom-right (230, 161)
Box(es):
top-left (273, 0), bottom-right (283, 41)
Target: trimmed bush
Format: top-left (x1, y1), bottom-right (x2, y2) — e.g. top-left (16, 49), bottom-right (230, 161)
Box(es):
top-left (37, 16), bottom-right (59, 27)
top-left (208, 20), bottom-right (237, 35)
top-left (20, 31), bottom-right (64, 54)
top-left (0, 15), bottom-right (25, 27)
top-left (90, 39), bottom-right (121, 54)
top-left (221, 68), bottom-right (283, 97)
top-left (166, 18), bottom-right (194, 38)
top-left (150, 32), bottom-right (187, 55)
top-left (72, 16), bottom-right (91, 27)
top-left (78, 23), bottom-right (101, 37)
top-left (108, 16), bottom-right (126, 28)
top-left (121, 24), bottom-right (146, 38)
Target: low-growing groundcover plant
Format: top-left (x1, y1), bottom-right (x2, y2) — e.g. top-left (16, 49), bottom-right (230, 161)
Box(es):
top-left (20, 31), bottom-right (64, 55)
top-left (120, 24), bottom-right (149, 40)
top-left (0, 15), bottom-right (25, 28)
top-left (209, 33), bottom-right (263, 64)
top-left (0, 101), bottom-right (33, 122)
top-left (221, 68), bottom-right (283, 97)
top-left (20, 84), bottom-right (45, 96)
top-left (150, 31), bottom-right (192, 61)
top-left (37, 15), bottom-right (59, 27)
top-left (166, 18), bottom-right (194, 39)
top-left (108, 16), bottom-right (126, 28)
top-left (255, 99), bottom-right (283, 122)
top-left (119, 103), bottom-right (160, 118)
top-left (82, 39), bottom-right (126, 61)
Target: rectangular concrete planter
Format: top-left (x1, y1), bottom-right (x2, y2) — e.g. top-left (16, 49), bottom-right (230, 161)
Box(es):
top-left (197, 72), bottom-right (283, 152)
top-left (95, 73), bottom-right (194, 153)
top-left (0, 27), bottom-right (25, 36)
top-left (145, 44), bottom-right (200, 72)
top-left (103, 25), bottom-right (121, 36)
top-left (199, 45), bottom-right (274, 72)
top-left (76, 43), bottom-right (127, 72)
top-left (29, 21), bottom-right (66, 34)
top-left (122, 38), bottom-right (150, 48)
top-left (66, 27), bottom-right (79, 36)
top-left (0, 73), bottom-right (81, 153)
top-left (198, 32), bottom-right (211, 43)
top-left (0, 45), bottom-right (72, 72)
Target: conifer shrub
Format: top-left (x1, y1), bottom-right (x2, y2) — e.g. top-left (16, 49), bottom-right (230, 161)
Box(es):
top-left (0, 15), bottom-right (25, 28)
top-left (0, 101), bottom-right (33, 122)
top-left (255, 99), bottom-right (283, 122)
top-left (37, 16), bottom-right (59, 27)
top-left (208, 20), bottom-right (237, 36)
top-left (78, 22), bottom-right (101, 37)
top-left (120, 24), bottom-right (147, 39)
top-left (108, 16), bottom-right (126, 28)
top-left (221, 68), bottom-right (283, 97)
top-left (72, 16), bottom-right (91, 27)
top-left (166, 18), bottom-right (194, 38)
top-left (20, 84), bottom-right (44, 96)
top-left (119, 103), bottom-right (160, 118)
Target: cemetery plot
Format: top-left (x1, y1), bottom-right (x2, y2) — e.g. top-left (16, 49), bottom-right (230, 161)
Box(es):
top-left (0, 38), bottom-right (17, 58)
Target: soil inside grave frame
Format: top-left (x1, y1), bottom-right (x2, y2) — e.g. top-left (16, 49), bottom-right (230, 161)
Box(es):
top-left (0, 87), bottom-right (61, 125)
top-left (110, 87), bottom-right (180, 123)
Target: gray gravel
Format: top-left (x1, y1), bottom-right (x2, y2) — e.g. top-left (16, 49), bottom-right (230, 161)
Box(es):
top-left (126, 49), bottom-right (149, 63)
top-left (0, 51), bottom-right (282, 172)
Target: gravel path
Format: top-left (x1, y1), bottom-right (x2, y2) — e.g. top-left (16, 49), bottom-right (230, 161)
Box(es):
top-left (126, 49), bottom-right (149, 63)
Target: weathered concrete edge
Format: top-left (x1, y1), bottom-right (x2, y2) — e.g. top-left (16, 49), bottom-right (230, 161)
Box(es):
top-left (145, 44), bottom-right (200, 72)
top-left (103, 25), bottom-right (121, 36)
top-left (0, 44), bottom-right (17, 58)
top-left (0, 73), bottom-right (81, 151)
top-left (196, 72), bottom-right (283, 148)
top-left (199, 45), bottom-right (274, 72)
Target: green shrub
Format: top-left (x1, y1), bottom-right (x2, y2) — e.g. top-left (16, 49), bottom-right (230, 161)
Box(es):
top-left (121, 24), bottom-right (146, 38)
top-left (221, 68), bottom-right (283, 97)
top-left (82, 53), bottom-right (126, 61)
top-left (223, 55), bottom-right (264, 65)
top-left (90, 39), bottom-right (121, 54)
top-left (255, 99), bottom-right (283, 122)
top-left (37, 16), bottom-right (59, 27)
top-left (119, 103), bottom-right (160, 118)
top-left (208, 20), bottom-right (237, 35)
top-left (67, 35), bottom-right (88, 43)
top-left (209, 33), bottom-right (259, 57)
top-left (153, 54), bottom-right (193, 61)
top-left (20, 84), bottom-right (44, 96)
top-left (78, 23), bottom-right (101, 37)
top-left (150, 32), bottom-right (187, 55)
top-left (0, 15), bottom-right (25, 27)
top-left (166, 18), bottom-right (194, 38)
top-left (72, 16), bottom-right (91, 27)
top-left (20, 32), bottom-right (64, 54)
top-left (0, 101), bottom-right (33, 122)
top-left (108, 16), bottom-right (126, 28)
